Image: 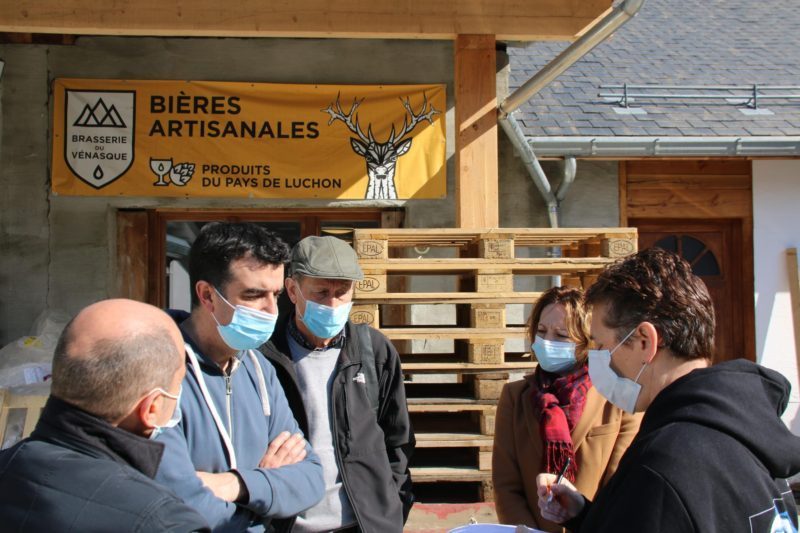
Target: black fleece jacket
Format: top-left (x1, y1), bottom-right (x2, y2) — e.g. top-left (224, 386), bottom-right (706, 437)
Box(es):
top-left (0, 396), bottom-right (210, 532)
top-left (569, 359), bottom-right (800, 533)
top-left (260, 315), bottom-right (415, 533)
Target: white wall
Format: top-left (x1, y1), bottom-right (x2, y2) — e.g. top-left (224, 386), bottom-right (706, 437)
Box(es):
top-left (753, 160), bottom-right (800, 434)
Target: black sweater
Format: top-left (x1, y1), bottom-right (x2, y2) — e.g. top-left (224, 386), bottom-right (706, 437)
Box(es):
top-left (0, 396), bottom-right (210, 532)
top-left (571, 359), bottom-right (800, 533)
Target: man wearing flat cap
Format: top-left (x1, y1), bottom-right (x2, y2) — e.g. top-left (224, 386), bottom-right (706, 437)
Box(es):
top-left (261, 236), bottom-right (415, 533)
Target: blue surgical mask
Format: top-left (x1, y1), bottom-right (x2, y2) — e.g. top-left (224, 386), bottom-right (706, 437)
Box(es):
top-left (296, 288), bottom-right (352, 340)
top-left (532, 336), bottom-right (578, 374)
top-left (212, 288), bottom-right (278, 351)
top-left (588, 328), bottom-right (646, 413)
top-left (150, 385), bottom-right (182, 440)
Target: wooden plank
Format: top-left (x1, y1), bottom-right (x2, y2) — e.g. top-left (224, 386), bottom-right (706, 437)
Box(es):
top-left (468, 339), bottom-right (505, 364)
top-left (473, 373), bottom-right (509, 400)
top-left (481, 479), bottom-right (495, 502)
top-left (358, 258), bottom-right (618, 272)
top-left (354, 227), bottom-right (637, 247)
top-left (626, 188), bottom-right (751, 219)
top-left (788, 248), bottom-right (800, 370)
top-left (476, 272), bottom-right (513, 293)
top-left (355, 272), bottom-right (386, 296)
top-left (349, 304), bottom-right (378, 327)
top-left (478, 237), bottom-right (514, 259)
top-left (601, 238), bottom-right (637, 258)
top-left (0, 0), bottom-right (612, 40)
top-left (401, 362), bottom-right (535, 373)
top-left (380, 327), bottom-right (525, 340)
top-left (410, 466), bottom-right (491, 482)
top-left (455, 34), bottom-right (498, 228)
top-left (619, 160), bottom-right (628, 226)
top-left (742, 218), bottom-right (756, 360)
top-left (354, 238), bottom-right (388, 260)
top-left (354, 291), bottom-right (542, 304)
top-left (626, 160), bottom-right (752, 176)
top-left (626, 175), bottom-right (751, 189)
top-left (481, 412), bottom-right (496, 434)
top-left (470, 304), bottom-right (505, 329)
top-left (407, 401), bottom-right (496, 412)
top-left (479, 450), bottom-right (492, 471)
top-left (115, 210), bottom-right (149, 301)
top-left (415, 432), bottom-right (494, 448)
top-left (355, 227), bottom-right (636, 236)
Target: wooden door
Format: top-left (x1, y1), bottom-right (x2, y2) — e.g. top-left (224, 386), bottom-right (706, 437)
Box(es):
top-left (631, 218), bottom-right (745, 362)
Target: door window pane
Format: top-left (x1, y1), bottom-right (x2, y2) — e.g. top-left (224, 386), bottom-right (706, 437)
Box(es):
top-left (165, 221), bottom-right (302, 311)
top-left (321, 220), bottom-right (381, 244)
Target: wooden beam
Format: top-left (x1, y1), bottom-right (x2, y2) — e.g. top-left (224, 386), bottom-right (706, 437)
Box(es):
top-left (115, 210), bottom-right (149, 301)
top-left (787, 248), bottom-right (800, 371)
top-left (0, 1), bottom-right (612, 40)
top-left (455, 34), bottom-right (498, 228)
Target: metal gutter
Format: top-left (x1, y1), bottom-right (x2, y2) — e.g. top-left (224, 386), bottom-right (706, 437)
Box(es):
top-left (499, 0), bottom-right (646, 118)
top-left (527, 136), bottom-right (800, 158)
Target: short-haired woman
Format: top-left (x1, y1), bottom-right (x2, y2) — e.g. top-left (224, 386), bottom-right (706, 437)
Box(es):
top-left (492, 286), bottom-right (641, 531)
top-left (537, 248), bottom-right (800, 533)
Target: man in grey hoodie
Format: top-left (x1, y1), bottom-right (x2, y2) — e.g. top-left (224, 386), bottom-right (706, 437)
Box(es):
top-left (156, 222), bottom-right (324, 532)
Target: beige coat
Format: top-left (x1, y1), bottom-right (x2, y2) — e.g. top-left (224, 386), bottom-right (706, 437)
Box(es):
top-left (492, 377), bottom-right (642, 531)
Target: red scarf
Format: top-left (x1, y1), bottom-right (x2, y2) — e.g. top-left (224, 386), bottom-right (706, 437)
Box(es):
top-left (528, 363), bottom-right (591, 482)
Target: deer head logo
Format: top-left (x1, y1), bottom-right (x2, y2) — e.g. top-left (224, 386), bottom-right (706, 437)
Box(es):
top-left (323, 94), bottom-right (439, 200)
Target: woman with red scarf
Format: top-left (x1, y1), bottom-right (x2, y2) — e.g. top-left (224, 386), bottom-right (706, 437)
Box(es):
top-left (492, 286), bottom-right (641, 531)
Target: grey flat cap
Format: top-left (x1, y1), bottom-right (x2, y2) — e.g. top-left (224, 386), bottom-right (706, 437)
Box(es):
top-left (290, 236), bottom-right (364, 281)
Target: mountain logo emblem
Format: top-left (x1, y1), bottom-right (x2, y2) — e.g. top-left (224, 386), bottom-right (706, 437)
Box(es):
top-left (72, 98), bottom-right (127, 128)
top-left (64, 90), bottom-right (135, 189)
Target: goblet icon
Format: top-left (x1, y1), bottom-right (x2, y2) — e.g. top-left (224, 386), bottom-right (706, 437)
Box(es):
top-left (150, 158), bottom-right (173, 186)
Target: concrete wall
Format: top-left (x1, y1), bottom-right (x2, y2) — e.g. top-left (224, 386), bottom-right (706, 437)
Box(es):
top-left (753, 160), bottom-right (800, 433)
top-left (0, 37), bottom-right (620, 348)
top-left (0, 47), bottom-right (50, 345)
top-left (0, 36), bottom-right (456, 346)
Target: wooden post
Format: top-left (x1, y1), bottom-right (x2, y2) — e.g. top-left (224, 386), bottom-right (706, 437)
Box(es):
top-left (787, 248), bottom-right (800, 370)
top-left (455, 34), bottom-right (498, 228)
top-left (115, 210), bottom-right (149, 301)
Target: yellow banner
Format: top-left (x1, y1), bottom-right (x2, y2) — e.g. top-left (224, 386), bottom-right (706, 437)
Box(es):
top-left (51, 79), bottom-right (446, 199)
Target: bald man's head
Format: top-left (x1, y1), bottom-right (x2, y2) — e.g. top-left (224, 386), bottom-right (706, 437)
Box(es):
top-left (51, 299), bottom-right (184, 423)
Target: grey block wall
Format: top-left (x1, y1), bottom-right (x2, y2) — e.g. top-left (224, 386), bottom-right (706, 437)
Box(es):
top-left (0, 37), bottom-right (456, 345)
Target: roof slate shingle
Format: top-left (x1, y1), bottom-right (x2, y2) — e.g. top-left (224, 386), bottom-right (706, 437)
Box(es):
top-left (509, 0), bottom-right (800, 137)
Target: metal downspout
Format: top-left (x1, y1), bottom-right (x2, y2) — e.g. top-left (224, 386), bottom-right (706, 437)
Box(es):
top-left (556, 156), bottom-right (577, 203)
top-left (549, 156), bottom-right (577, 286)
top-left (497, 0), bottom-right (646, 286)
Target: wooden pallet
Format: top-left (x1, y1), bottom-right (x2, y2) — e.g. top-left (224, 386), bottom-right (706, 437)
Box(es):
top-left (353, 228), bottom-right (636, 318)
top-left (353, 228), bottom-right (637, 260)
top-left (350, 227), bottom-right (637, 502)
top-left (0, 390), bottom-right (47, 450)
